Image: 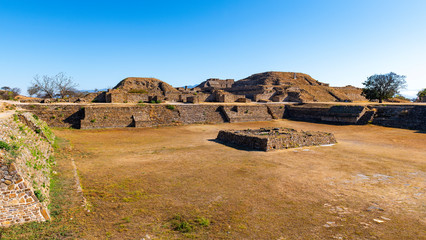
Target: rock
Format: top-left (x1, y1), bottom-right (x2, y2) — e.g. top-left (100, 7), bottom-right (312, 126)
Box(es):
top-left (324, 221), bottom-right (338, 227)
top-left (8, 163), bottom-right (16, 172)
top-left (373, 219), bottom-right (385, 223)
top-left (366, 205), bottom-right (384, 211)
top-left (40, 207), bottom-right (50, 221)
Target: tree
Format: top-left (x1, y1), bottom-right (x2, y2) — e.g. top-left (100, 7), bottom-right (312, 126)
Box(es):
top-left (417, 88), bottom-right (426, 98)
top-left (362, 72), bottom-right (407, 103)
top-left (28, 72), bottom-right (78, 98)
top-left (0, 86), bottom-right (21, 100)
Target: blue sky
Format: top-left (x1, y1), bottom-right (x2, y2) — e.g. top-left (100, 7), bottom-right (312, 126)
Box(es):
top-left (1, 0), bottom-right (425, 98)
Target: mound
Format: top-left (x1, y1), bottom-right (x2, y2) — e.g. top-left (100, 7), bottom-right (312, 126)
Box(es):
top-left (234, 72), bottom-right (326, 87)
top-left (232, 72), bottom-right (366, 102)
top-left (113, 77), bottom-right (178, 93)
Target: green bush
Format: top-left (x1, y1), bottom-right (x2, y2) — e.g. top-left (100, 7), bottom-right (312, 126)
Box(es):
top-left (166, 105), bottom-right (175, 110)
top-left (197, 217), bottom-right (210, 227)
top-left (0, 141), bottom-right (11, 151)
top-left (34, 190), bottom-right (45, 202)
top-left (90, 119), bottom-right (96, 123)
top-left (170, 215), bottom-right (193, 233)
top-left (33, 114), bottom-right (39, 120)
top-left (129, 89), bottom-right (148, 94)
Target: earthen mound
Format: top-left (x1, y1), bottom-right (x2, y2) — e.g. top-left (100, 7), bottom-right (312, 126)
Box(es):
top-left (234, 72), bottom-right (325, 87)
top-left (113, 77), bottom-right (178, 93)
top-left (231, 72), bottom-right (366, 102)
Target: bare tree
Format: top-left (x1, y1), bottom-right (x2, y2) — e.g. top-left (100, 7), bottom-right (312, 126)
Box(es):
top-left (28, 72), bottom-right (78, 98)
top-left (54, 72), bottom-right (78, 98)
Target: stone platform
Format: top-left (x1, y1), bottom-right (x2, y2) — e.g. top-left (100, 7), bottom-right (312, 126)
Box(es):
top-left (216, 127), bottom-right (337, 151)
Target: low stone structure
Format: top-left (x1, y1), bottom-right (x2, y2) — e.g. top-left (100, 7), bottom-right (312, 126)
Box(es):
top-left (216, 127), bottom-right (337, 151)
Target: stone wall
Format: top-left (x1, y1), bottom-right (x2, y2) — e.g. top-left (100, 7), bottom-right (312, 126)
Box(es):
top-left (0, 112), bottom-right (54, 227)
top-left (286, 104), bottom-right (371, 124)
top-left (17, 103), bottom-right (426, 131)
top-left (286, 103), bottom-right (426, 130)
top-left (80, 104), bottom-right (230, 129)
top-left (20, 104), bottom-right (85, 129)
top-left (216, 128), bottom-right (337, 151)
top-left (220, 105), bottom-right (273, 123)
top-left (372, 105), bottom-right (426, 131)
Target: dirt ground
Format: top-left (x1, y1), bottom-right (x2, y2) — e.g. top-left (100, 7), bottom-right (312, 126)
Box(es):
top-left (52, 120), bottom-right (426, 239)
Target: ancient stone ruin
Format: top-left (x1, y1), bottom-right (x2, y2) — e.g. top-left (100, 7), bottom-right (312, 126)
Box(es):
top-left (20, 71), bottom-right (367, 104)
top-left (0, 113), bottom-right (54, 227)
top-left (216, 127), bottom-right (337, 151)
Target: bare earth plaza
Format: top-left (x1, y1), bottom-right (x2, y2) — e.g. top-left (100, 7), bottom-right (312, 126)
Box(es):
top-left (0, 1), bottom-right (425, 239)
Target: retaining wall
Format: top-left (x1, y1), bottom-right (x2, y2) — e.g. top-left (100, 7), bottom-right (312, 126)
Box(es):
top-left (372, 105), bottom-right (426, 131)
top-left (17, 103), bottom-right (426, 131)
top-left (0, 113), bottom-right (53, 227)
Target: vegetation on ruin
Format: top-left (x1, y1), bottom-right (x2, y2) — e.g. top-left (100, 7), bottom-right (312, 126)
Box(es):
top-left (0, 140), bottom-right (11, 151)
top-left (0, 137), bottom-right (82, 239)
top-left (128, 89), bottom-right (148, 94)
top-left (166, 104), bottom-right (175, 110)
top-left (362, 72), bottom-right (407, 103)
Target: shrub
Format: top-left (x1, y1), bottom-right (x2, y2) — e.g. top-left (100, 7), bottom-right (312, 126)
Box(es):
top-left (0, 141), bottom-right (11, 151)
top-left (129, 89), bottom-right (148, 94)
top-left (90, 119), bottom-right (96, 123)
top-left (196, 217), bottom-right (210, 227)
top-left (34, 190), bottom-right (45, 202)
top-left (32, 114), bottom-right (39, 120)
top-left (166, 105), bottom-right (175, 110)
top-left (170, 215), bottom-right (193, 233)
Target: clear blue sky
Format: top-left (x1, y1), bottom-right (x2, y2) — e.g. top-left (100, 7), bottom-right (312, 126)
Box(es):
top-left (1, 0), bottom-right (425, 98)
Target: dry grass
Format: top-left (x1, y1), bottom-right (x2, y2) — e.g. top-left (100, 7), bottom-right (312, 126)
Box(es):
top-left (51, 120), bottom-right (426, 239)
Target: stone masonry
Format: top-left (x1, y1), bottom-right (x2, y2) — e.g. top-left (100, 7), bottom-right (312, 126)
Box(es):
top-left (0, 112), bottom-right (53, 227)
top-left (217, 127), bottom-right (337, 151)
